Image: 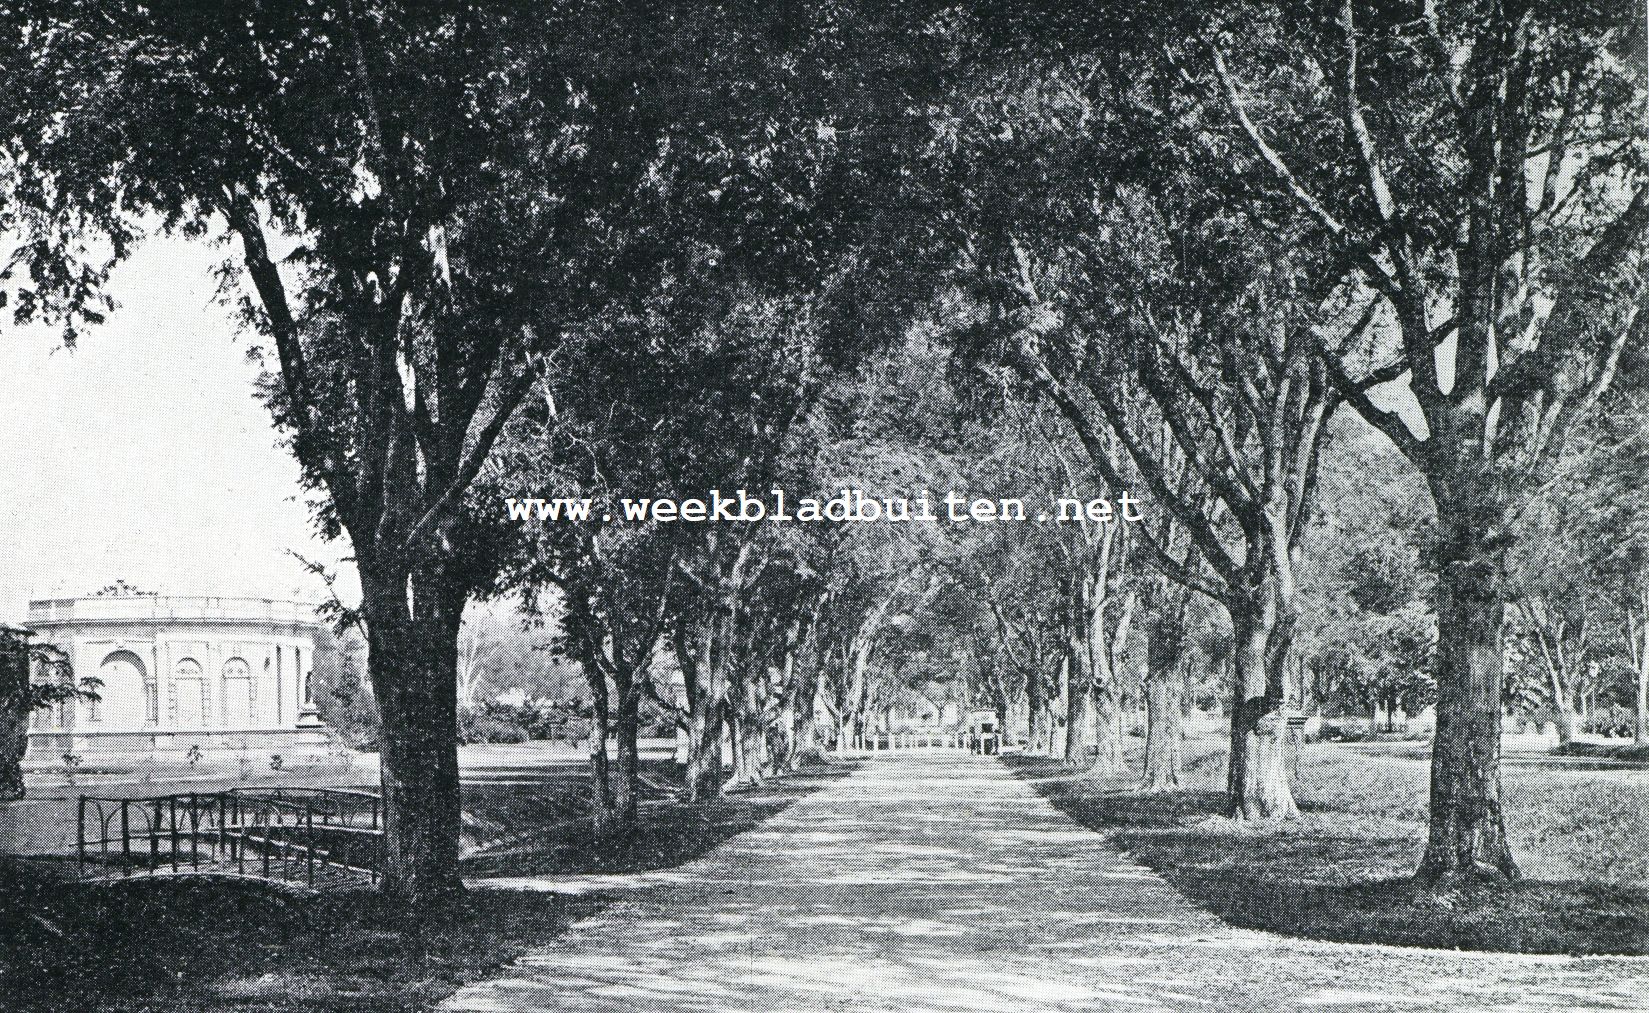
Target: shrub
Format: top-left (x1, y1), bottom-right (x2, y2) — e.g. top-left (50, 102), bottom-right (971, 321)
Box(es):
top-left (459, 711), bottom-right (530, 745)
top-left (1582, 705), bottom-right (1636, 740)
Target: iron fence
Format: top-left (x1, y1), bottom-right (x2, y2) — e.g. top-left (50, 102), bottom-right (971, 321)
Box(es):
top-left (76, 786), bottom-right (384, 888)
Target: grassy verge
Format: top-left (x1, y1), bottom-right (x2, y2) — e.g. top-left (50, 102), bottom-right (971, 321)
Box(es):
top-left (1011, 738), bottom-right (1649, 955)
top-left (0, 760), bottom-right (851, 1012)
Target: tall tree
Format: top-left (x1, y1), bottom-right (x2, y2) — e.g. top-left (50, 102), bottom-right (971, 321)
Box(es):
top-left (1173, 1), bottom-right (1649, 880)
top-left (0, 1), bottom-right (942, 900)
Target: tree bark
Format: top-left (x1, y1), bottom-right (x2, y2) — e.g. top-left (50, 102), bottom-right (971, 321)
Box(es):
top-left (1087, 589), bottom-right (1134, 778)
top-left (729, 670), bottom-right (766, 786)
top-left (1552, 703), bottom-right (1575, 747)
top-left (611, 665), bottom-right (641, 830)
top-left (1064, 681), bottom-right (1093, 766)
top-left (1025, 662), bottom-right (1049, 756)
top-left (0, 632), bottom-right (32, 803)
top-left (1226, 596), bottom-right (1297, 820)
top-left (0, 700), bottom-right (27, 804)
top-left (791, 665), bottom-right (823, 768)
top-left (1141, 581), bottom-right (1187, 791)
top-left (1089, 683), bottom-right (1123, 777)
top-left (679, 613), bottom-right (728, 802)
top-left (365, 566), bottom-right (466, 903)
top-left (1142, 672), bottom-right (1182, 792)
top-left (585, 661), bottom-right (615, 833)
top-left (685, 681), bottom-right (725, 801)
top-left (1418, 507), bottom-right (1519, 882)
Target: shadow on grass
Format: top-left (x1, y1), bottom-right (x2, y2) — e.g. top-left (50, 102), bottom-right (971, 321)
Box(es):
top-left (0, 866), bottom-right (587, 1012)
top-left (1007, 755), bottom-right (1649, 956)
top-left (463, 763), bottom-right (853, 879)
top-left (0, 759), bottom-right (854, 1012)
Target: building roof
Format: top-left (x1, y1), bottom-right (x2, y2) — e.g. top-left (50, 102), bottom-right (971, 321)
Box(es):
top-left (27, 595), bottom-right (322, 629)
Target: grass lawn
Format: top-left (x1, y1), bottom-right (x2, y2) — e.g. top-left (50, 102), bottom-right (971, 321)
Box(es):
top-left (0, 760), bottom-right (851, 1012)
top-left (1011, 736), bottom-right (1649, 955)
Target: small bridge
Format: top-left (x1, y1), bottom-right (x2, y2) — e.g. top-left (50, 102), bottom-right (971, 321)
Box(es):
top-left (76, 786), bottom-right (385, 889)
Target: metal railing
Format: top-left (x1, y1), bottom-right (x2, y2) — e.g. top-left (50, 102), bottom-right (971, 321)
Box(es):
top-left (76, 787), bottom-right (384, 888)
top-left (838, 730), bottom-right (1003, 754)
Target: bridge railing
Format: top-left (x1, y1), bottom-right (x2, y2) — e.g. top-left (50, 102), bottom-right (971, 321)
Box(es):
top-left (76, 787), bottom-right (385, 888)
top-left (835, 730), bottom-right (1003, 755)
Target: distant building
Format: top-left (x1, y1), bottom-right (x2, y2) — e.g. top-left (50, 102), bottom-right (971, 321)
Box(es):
top-left (26, 593), bottom-right (327, 753)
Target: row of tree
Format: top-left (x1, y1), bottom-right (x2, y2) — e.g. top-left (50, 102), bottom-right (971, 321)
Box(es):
top-left (4, 2), bottom-right (1646, 902)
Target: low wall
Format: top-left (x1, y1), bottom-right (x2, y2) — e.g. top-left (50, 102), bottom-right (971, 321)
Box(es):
top-left (28, 727), bottom-right (332, 757)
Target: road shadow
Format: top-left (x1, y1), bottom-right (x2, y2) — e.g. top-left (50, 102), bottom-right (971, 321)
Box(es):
top-left (0, 759), bottom-right (854, 1012)
top-left (1008, 755), bottom-right (1649, 955)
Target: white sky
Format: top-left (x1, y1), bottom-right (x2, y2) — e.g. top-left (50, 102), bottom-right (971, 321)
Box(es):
top-left (0, 235), bottom-right (352, 624)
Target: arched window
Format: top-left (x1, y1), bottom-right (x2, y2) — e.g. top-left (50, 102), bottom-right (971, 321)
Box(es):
top-left (173, 658), bottom-right (204, 729)
top-left (222, 657), bottom-right (252, 727)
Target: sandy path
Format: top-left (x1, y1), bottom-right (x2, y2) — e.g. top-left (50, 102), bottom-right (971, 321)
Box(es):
top-left (444, 753), bottom-right (1646, 1012)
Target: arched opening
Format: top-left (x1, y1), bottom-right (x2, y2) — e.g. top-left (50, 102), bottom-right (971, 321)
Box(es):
top-left (96, 650), bottom-right (149, 730)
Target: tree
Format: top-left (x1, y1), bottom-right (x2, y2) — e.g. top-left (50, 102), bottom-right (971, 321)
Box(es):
top-left (1170, 0), bottom-right (1649, 882)
top-left (945, 157), bottom-right (1344, 816)
top-left (456, 609), bottom-right (504, 712)
top-left (1300, 423), bottom-right (1438, 733)
top-left (311, 625), bottom-right (380, 752)
top-left (3, 1), bottom-right (622, 902)
top-left (1509, 502), bottom-right (1606, 745)
top-left (2, 0), bottom-right (941, 901)
top-left (0, 629), bottom-right (96, 801)
top-left (1548, 395), bottom-right (1649, 742)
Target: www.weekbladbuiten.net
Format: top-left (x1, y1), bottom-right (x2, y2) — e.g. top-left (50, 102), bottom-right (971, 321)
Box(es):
top-left (503, 488), bottom-right (1147, 525)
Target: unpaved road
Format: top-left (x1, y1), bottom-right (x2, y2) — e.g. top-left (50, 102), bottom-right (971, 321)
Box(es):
top-left (445, 753), bottom-right (1647, 1012)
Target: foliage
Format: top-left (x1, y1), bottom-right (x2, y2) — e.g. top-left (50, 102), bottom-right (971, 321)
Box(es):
top-left (457, 701), bottom-right (594, 746)
top-left (311, 627), bottom-right (380, 752)
top-left (0, 631), bottom-right (99, 722)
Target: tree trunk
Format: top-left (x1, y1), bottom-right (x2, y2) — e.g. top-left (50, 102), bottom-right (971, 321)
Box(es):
top-left (1142, 631), bottom-right (1183, 792)
top-left (726, 705), bottom-right (744, 780)
top-left (1088, 683), bottom-right (1123, 777)
top-left (1025, 665), bottom-right (1048, 755)
top-left (1226, 597), bottom-right (1297, 820)
top-left (1141, 584), bottom-right (1187, 791)
top-left (1142, 673), bottom-right (1182, 791)
top-left (612, 666), bottom-right (641, 830)
top-left (1552, 702), bottom-right (1575, 747)
top-left (834, 709), bottom-right (853, 757)
top-left (682, 615), bottom-right (728, 802)
top-left (365, 567), bottom-right (466, 903)
top-left (1064, 682), bottom-right (1093, 766)
top-left (0, 710), bottom-right (25, 803)
top-left (1418, 507), bottom-right (1518, 883)
top-left (791, 668), bottom-right (822, 768)
top-left (730, 672), bottom-right (765, 785)
top-left (585, 661), bottom-right (615, 833)
top-left (774, 663), bottom-right (798, 772)
top-left (0, 634), bottom-right (31, 802)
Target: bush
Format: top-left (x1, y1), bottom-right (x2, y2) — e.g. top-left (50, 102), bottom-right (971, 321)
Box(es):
top-left (459, 710), bottom-right (530, 745)
top-left (1315, 716), bottom-right (1430, 743)
top-left (457, 700), bottom-right (599, 744)
top-left (1582, 705), bottom-right (1636, 740)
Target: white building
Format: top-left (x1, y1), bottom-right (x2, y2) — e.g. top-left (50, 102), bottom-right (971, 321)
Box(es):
top-left (26, 593), bottom-right (328, 754)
